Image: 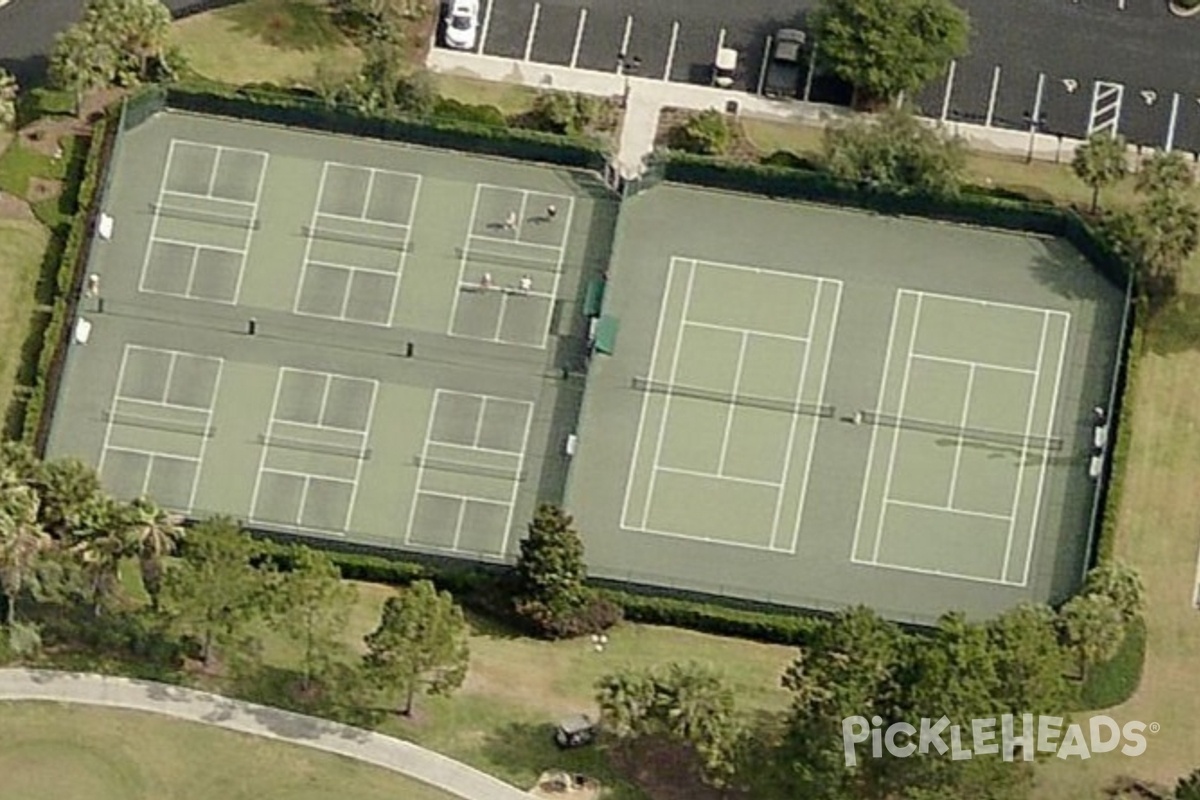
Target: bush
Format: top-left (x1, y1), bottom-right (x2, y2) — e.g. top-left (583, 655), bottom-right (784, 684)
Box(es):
top-left (433, 97), bottom-right (507, 128)
top-left (1079, 618), bottom-right (1146, 709)
top-left (667, 110), bottom-right (732, 156)
top-left (601, 588), bottom-right (821, 645)
top-left (823, 108), bottom-right (966, 196)
top-left (760, 150), bottom-right (818, 171)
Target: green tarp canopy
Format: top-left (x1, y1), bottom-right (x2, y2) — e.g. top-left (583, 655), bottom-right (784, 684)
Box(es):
top-left (594, 315), bottom-right (619, 355)
top-left (583, 276), bottom-right (606, 317)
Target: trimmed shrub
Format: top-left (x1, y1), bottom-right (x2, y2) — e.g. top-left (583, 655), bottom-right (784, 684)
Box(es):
top-left (601, 588), bottom-right (821, 645)
top-left (1078, 618), bottom-right (1146, 709)
top-left (432, 97), bottom-right (507, 128)
top-left (667, 110), bottom-right (732, 156)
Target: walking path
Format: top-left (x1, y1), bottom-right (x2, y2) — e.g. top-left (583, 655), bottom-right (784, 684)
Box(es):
top-left (0, 668), bottom-right (533, 800)
top-left (428, 49), bottom-right (1091, 179)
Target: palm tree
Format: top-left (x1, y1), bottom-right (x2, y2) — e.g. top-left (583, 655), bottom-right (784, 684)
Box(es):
top-left (35, 458), bottom-right (105, 540)
top-left (0, 483), bottom-right (49, 626)
top-left (1072, 132), bottom-right (1128, 213)
top-left (71, 509), bottom-right (132, 616)
top-left (123, 497), bottom-right (184, 611)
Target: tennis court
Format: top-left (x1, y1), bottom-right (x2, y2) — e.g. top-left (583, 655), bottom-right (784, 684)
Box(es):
top-left (44, 108), bottom-right (611, 559)
top-left (566, 184), bottom-right (1125, 623)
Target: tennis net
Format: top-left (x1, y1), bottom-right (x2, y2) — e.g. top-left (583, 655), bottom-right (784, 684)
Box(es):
top-left (153, 203), bottom-right (259, 230)
top-left (105, 410), bottom-right (213, 437)
top-left (415, 456), bottom-right (525, 482)
top-left (460, 247), bottom-right (561, 274)
top-left (260, 434), bottom-right (371, 460)
top-left (632, 377), bottom-right (835, 418)
top-left (304, 225), bottom-right (410, 251)
top-left (862, 411), bottom-right (1064, 451)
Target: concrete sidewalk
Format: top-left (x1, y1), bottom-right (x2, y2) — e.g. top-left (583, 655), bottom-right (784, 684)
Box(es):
top-left (428, 49), bottom-right (1091, 180)
top-left (0, 668), bottom-right (533, 800)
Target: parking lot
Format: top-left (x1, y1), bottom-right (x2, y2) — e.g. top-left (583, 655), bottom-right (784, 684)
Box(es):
top-left (447, 0), bottom-right (1200, 155)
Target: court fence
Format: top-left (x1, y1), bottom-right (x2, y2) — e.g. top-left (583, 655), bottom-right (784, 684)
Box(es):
top-left (22, 110), bottom-right (121, 451)
top-left (144, 80), bottom-right (611, 172)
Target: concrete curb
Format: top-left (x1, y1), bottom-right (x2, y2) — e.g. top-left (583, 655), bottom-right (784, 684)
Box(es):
top-left (0, 668), bottom-right (533, 800)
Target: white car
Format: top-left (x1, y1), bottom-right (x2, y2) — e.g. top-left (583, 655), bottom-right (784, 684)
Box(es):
top-left (443, 0), bottom-right (480, 51)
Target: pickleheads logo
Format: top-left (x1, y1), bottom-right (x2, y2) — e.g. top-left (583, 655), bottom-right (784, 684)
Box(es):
top-left (841, 715), bottom-right (1158, 767)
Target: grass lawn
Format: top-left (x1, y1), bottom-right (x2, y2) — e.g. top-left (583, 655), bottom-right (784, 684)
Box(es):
top-left (0, 702), bottom-right (460, 800)
top-left (434, 74), bottom-right (541, 117)
top-left (173, 0), bottom-right (361, 86)
top-left (243, 581), bottom-right (792, 797)
top-left (0, 219), bottom-right (49, 410)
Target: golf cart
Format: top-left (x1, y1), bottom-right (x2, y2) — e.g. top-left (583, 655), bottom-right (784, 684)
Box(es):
top-left (554, 714), bottom-right (598, 749)
top-left (713, 45), bottom-right (738, 88)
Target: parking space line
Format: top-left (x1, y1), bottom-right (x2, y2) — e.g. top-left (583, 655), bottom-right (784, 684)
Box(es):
top-left (617, 14), bottom-right (633, 72)
top-left (570, 8), bottom-right (587, 69)
top-left (940, 60), bottom-right (957, 123)
top-left (1087, 81), bottom-right (1124, 137)
top-left (523, 2), bottom-right (540, 62)
top-left (985, 65), bottom-right (1001, 127)
top-left (802, 42), bottom-right (817, 102)
top-left (756, 35), bottom-right (772, 95)
top-left (664, 21), bottom-right (679, 80)
top-left (1167, 92), bottom-right (1181, 151)
top-left (479, 0), bottom-right (494, 51)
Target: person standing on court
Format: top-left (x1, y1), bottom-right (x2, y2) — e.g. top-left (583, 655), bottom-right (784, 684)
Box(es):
top-left (504, 210), bottom-right (517, 230)
top-left (546, 204), bottom-right (557, 221)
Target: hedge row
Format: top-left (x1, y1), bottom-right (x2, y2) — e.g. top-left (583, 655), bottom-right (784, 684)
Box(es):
top-left (163, 81), bottom-right (608, 172)
top-left (23, 114), bottom-right (117, 447)
top-left (1093, 323), bottom-right (1142, 564)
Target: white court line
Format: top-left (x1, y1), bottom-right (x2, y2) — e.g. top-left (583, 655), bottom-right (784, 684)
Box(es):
top-left (472, 396), bottom-right (488, 447)
top-left (162, 188), bottom-right (256, 208)
top-left (361, 169), bottom-right (376, 219)
top-left (447, 184), bottom-right (486, 337)
top-left (912, 352), bottom-right (1037, 376)
top-left (260, 466), bottom-right (354, 486)
top-left (97, 346), bottom-right (135, 479)
top-left (342, 379), bottom-right (379, 532)
top-left (664, 21), bottom-right (679, 80)
top-left (315, 210), bottom-right (410, 231)
top-left (138, 141), bottom-right (179, 297)
top-left (104, 445), bottom-right (200, 465)
top-left (871, 293), bottom-right (924, 563)
top-left (206, 147), bottom-right (222, 197)
top-left (657, 465), bottom-right (781, 489)
top-left (230, 150), bottom-right (269, 306)
top-left (570, 8), bottom-right (587, 69)
top-left (115, 396), bottom-right (213, 415)
top-left (782, 279), bottom-right (843, 555)
top-left (457, 282), bottom-right (556, 302)
top-left (1000, 311), bottom-right (1049, 584)
top-left (529, 195), bottom-right (575, 349)
top-left (429, 439), bottom-right (525, 458)
top-left (1017, 311), bottom-right (1071, 587)
top-left (716, 332), bottom-right (750, 474)
top-left (161, 353), bottom-right (179, 405)
top-left (293, 162), bottom-right (333, 317)
top-left (417, 489), bottom-right (511, 508)
top-left (470, 233), bottom-right (561, 251)
top-left (316, 374), bottom-right (333, 424)
top-left (684, 319), bottom-right (809, 344)
top-left (850, 291), bottom-right (905, 563)
top-left (449, 498), bottom-right (470, 550)
top-left (182, 247), bottom-right (201, 297)
top-left (385, 173), bottom-right (421, 327)
top-left (406, 392), bottom-right (449, 546)
top-left (524, 3), bottom-right (540, 61)
top-left (621, 520), bottom-right (795, 554)
top-left (496, 402), bottom-right (535, 557)
top-left (248, 369), bottom-right (286, 523)
top-left (768, 279), bottom-right (822, 550)
top-left (945, 364), bottom-right (976, 508)
top-left (187, 358), bottom-right (223, 513)
top-left (908, 287), bottom-right (1057, 317)
top-left (641, 259), bottom-right (697, 527)
top-left (848, 553), bottom-right (1025, 587)
top-left (306, 260), bottom-right (401, 279)
top-left (151, 237), bottom-right (243, 256)
top-left (690, 255), bottom-right (823, 283)
top-left (887, 498), bottom-right (1012, 523)
top-left (620, 257), bottom-right (680, 531)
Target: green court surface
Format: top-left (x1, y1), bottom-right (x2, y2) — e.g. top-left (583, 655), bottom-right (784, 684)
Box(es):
top-left (44, 110), bottom-right (616, 559)
top-left (566, 184), bottom-right (1125, 624)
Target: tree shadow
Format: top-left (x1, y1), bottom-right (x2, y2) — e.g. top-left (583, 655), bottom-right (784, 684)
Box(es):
top-left (1142, 292), bottom-right (1200, 355)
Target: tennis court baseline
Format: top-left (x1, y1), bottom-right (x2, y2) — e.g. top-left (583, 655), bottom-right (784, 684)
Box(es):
top-left (620, 257), bottom-right (842, 553)
top-left (852, 289), bottom-right (1071, 586)
top-left (405, 389), bottom-right (534, 557)
top-left (139, 139), bottom-right (268, 305)
top-left (97, 344), bottom-right (224, 512)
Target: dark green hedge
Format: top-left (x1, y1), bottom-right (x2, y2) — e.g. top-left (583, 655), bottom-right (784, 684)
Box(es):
top-left (164, 82), bottom-right (607, 171)
top-left (23, 113), bottom-right (117, 448)
top-left (598, 587), bottom-right (821, 645)
top-left (1093, 323), bottom-right (1141, 564)
top-left (1079, 617), bottom-right (1146, 709)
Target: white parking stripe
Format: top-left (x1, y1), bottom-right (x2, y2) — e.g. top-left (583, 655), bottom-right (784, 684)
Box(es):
top-left (1166, 92), bottom-right (1181, 152)
top-left (985, 65), bottom-right (1001, 127)
top-left (478, 0), bottom-right (494, 51)
top-left (523, 2), bottom-right (540, 61)
top-left (756, 35), bottom-right (772, 95)
top-left (802, 41), bottom-right (817, 102)
top-left (570, 8), bottom-right (587, 69)
top-left (663, 21), bottom-right (679, 80)
top-left (617, 14), bottom-right (633, 72)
